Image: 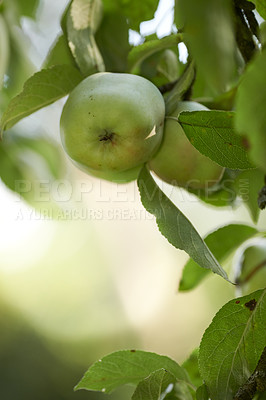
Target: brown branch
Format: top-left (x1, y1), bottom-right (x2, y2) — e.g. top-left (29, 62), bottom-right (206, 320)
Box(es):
top-left (233, 347), bottom-right (266, 400)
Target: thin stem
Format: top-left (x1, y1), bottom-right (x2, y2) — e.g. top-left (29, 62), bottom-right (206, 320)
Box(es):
top-left (236, 259), bottom-right (266, 286)
top-left (165, 116), bottom-right (179, 122)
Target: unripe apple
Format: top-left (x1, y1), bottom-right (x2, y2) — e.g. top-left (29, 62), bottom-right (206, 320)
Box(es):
top-left (149, 101), bottom-right (224, 189)
top-left (60, 72), bottom-right (165, 182)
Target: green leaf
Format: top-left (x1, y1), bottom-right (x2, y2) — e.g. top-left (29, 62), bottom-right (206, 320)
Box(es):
top-left (0, 65), bottom-right (82, 133)
top-left (179, 224), bottom-right (258, 291)
top-left (0, 141), bottom-right (25, 192)
top-left (248, 0), bottom-right (266, 19)
top-left (132, 372), bottom-right (195, 400)
top-left (0, 132), bottom-right (64, 215)
top-left (102, 0), bottom-right (160, 32)
top-left (132, 369), bottom-right (177, 400)
top-left (0, 29), bottom-right (35, 106)
top-left (178, 110), bottom-right (254, 169)
top-left (182, 349), bottom-right (202, 388)
top-left (75, 350), bottom-right (190, 393)
top-left (95, 11), bottom-right (130, 72)
top-left (0, 14), bottom-right (10, 89)
top-left (163, 394), bottom-right (176, 399)
top-left (18, 0), bottom-right (39, 18)
top-left (188, 169), bottom-right (238, 208)
top-left (194, 185), bottom-right (235, 208)
top-left (140, 49), bottom-right (179, 88)
top-left (163, 392), bottom-right (177, 400)
top-left (235, 49), bottom-right (266, 172)
top-left (257, 390), bottom-right (266, 400)
top-left (260, 21), bottom-right (266, 47)
top-left (60, 1), bottom-right (71, 34)
top-left (128, 34), bottom-right (182, 73)
top-left (165, 61), bottom-right (195, 115)
top-left (171, 382), bottom-right (194, 400)
top-left (137, 166), bottom-right (230, 283)
top-left (177, 0), bottom-right (236, 93)
top-left (69, 0), bottom-right (103, 35)
top-left (196, 384), bottom-right (209, 400)
top-left (234, 169), bottom-right (265, 223)
top-left (156, 50), bottom-right (179, 83)
top-left (11, 135), bottom-right (64, 180)
top-left (199, 289), bottom-right (266, 400)
top-left (66, 0), bottom-right (105, 75)
top-left (43, 34), bottom-right (76, 68)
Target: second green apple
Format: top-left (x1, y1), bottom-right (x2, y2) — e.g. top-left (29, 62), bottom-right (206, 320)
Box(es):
top-left (149, 101), bottom-right (224, 189)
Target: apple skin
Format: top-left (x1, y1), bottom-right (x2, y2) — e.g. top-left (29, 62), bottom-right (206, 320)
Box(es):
top-left (148, 101), bottom-right (224, 189)
top-left (60, 72), bottom-right (165, 182)
top-left (73, 161), bottom-right (142, 183)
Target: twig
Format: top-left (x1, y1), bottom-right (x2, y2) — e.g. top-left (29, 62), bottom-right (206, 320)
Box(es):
top-left (236, 259), bottom-right (266, 286)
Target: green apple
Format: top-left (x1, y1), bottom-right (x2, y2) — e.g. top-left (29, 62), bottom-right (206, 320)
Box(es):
top-left (60, 72), bottom-right (165, 182)
top-left (148, 101), bottom-right (224, 189)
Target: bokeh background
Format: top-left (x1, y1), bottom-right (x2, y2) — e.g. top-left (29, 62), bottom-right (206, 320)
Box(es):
top-left (0, 0), bottom-right (266, 399)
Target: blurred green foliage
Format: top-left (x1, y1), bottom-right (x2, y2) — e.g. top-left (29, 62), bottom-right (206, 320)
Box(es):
top-left (0, 0), bottom-right (66, 211)
top-left (0, 0), bottom-right (265, 399)
top-left (0, 296), bottom-right (133, 399)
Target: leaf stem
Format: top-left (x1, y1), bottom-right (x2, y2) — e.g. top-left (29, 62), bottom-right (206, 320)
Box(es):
top-left (165, 116), bottom-right (179, 122)
top-left (236, 259), bottom-right (266, 286)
